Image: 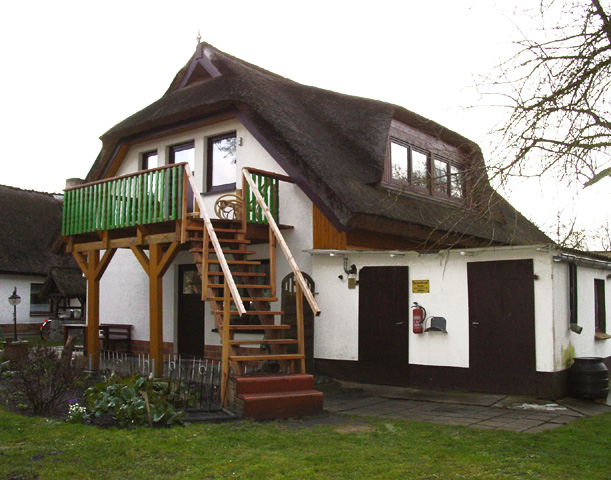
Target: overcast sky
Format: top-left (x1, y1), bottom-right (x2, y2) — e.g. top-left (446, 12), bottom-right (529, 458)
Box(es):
top-left (2, 0), bottom-right (610, 244)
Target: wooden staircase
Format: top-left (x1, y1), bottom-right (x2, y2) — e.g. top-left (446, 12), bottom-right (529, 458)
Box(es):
top-left (186, 218), bottom-right (306, 376)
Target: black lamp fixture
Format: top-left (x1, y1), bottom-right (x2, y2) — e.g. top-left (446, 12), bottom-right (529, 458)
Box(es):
top-left (8, 287), bottom-right (21, 341)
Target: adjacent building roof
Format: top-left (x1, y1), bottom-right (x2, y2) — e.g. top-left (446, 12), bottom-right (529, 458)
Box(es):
top-left (40, 267), bottom-right (86, 299)
top-left (0, 185), bottom-right (75, 275)
top-left (87, 42), bottom-right (551, 247)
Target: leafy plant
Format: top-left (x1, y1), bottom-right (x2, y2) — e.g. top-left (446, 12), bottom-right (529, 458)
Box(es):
top-left (12, 345), bottom-right (75, 415)
top-left (86, 374), bottom-right (185, 427)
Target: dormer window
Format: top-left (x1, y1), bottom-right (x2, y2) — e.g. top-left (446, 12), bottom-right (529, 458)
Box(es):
top-left (387, 138), bottom-right (465, 200)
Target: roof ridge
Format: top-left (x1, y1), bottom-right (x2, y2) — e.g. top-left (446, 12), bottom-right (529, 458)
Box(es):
top-left (0, 183), bottom-right (62, 197)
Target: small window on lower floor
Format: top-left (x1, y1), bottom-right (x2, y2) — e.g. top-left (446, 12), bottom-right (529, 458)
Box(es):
top-left (595, 279), bottom-right (606, 333)
top-left (30, 283), bottom-right (52, 314)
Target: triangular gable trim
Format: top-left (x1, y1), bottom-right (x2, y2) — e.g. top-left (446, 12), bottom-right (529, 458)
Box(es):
top-left (177, 43), bottom-right (221, 90)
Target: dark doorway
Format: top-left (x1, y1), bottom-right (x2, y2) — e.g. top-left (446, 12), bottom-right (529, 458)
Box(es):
top-left (358, 266), bottom-right (410, 386)
top-left (177, 264), bottom-right (205, 357)
top-left (467, 259), bottom-right (536, 394)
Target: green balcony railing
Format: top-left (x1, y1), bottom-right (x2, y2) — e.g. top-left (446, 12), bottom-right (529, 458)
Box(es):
top-left (244, 171), bottom-right (279, 224)
top-left (62, 164), bottom-right (185, 236)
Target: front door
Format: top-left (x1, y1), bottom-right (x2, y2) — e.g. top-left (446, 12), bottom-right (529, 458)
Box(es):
top-left (358, 266), bottom-right (410, 386)
top-left (177, 264), bottom-right (205, 357)
top-left (467, 259), bottom-right (536, 394)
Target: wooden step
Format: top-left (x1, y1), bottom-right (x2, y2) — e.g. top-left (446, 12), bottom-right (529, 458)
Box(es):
top-left (228, 339), bottom-right (298, 346)
top-left (230, 354), bottom-right (305, 362)
top-left (211, 310), bottom-right (283, 316)
top-left (206, 260), bottom-right (261, 266)
top-left (217, 238), bottom-right (251, 244)
top-left (213, 228), bottom-right (246, 234)
top-left (208, 284), bottom-right (271, 289)
top-left (207, 249), bottom-right (256, 255)
top-left (207, 271), bottom-right (267, 277)
top-left (229, 324), bottom-right (290, 331)
top-left (209, 297), bottom-right (278, 302)
top-left (190, 248), bottom-right (256, 255)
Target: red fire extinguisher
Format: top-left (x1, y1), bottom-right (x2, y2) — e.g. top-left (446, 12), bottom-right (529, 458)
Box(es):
top-left (412, 302), bottom-right (426, 334)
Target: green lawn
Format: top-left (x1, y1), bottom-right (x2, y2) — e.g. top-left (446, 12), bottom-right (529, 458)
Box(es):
top-left (1, 408), bottom-right (610, 479)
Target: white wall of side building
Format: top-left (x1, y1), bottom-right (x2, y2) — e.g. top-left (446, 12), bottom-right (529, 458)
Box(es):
top-left (311, 246), bottom-right (611, 373)
top-left (0, 274), bottom-right (51, 326)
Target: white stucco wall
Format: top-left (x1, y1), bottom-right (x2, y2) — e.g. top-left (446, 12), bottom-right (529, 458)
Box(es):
top-left (552, 260), bottom-right (611, 369)
top-left (311, 246), bottom-right (591, 373)
top-left (0, 274), bottom-right (51, 326)
top-left (100, 118), bottom-right (315, 351)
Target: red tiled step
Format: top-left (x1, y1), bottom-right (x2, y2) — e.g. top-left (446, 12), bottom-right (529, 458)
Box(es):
top-left (234, 374), bottom-right (315, 395)
top-left (240, 390), bottom-right (323, 420)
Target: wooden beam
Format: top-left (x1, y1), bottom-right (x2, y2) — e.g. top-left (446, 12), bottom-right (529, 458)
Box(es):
top-left (93, 248), bottom-right (116, 281)
top-left (72, 251), bottom-right (89, 276)
top-left (148, 243), bottom-right (164, 377)
top-left (296, 283), bottom-right (306, 373)
top-left (71, 231), bottom-right (180, 252)
top-left (84, 251), bottom-right (101, 371)
top-left (221, 279), bottom-right (230, 406)
top-left (157, 242), bottom-right (181, 277)
top-left (130, 245), bottom-right (150, 275)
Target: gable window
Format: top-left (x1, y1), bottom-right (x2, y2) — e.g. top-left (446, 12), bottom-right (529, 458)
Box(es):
top-left (169, 141), bottom-right (195, 174)
top-left (207, 133), bottom-right (237, 193)
top-left (141, 150), bottom-right (158, 171)
top-left (388, 139), bottom-right (465, 199)
top-left (594, 279), bottom-right (606, 333)
top-left (30, 283), bottom-right (52, 315)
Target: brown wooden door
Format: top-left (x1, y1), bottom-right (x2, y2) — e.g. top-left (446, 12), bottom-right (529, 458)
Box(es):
top-left (467, 259), bottom-right (536, 394)
top-left (177, 264), bottom-right (205, 357)
top-left (358, 266), bottom-right (410, 386)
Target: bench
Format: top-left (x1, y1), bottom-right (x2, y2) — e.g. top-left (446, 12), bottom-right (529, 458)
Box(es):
top-left (99, 324), bottom-right (132, 353)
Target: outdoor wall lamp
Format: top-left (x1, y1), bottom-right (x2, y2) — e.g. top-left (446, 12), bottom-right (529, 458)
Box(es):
top-left (8, 287), bottom-right (21, 342)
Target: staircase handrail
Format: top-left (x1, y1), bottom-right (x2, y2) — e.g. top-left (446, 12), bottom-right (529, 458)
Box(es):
top-left (242, 168), bottom-right (321, 316)
top-left (184, 164), bottom-right (246, 317)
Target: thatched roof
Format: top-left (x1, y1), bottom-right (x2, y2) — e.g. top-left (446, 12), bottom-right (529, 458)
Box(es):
top-left (40, 267), bottom-right (85, 298)
top-left (0, 185), bottom-right (75, 275)
top-left (86, 43), bottom-right (551, 247)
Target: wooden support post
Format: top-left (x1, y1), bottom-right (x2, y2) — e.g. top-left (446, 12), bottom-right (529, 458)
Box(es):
top-left (202, 227), bottom-right (210, 301)
top-left (296, 283), bottom-right (306, 374)
top-left (73, 248), bottom-right (116, 371)
top-left (130, 241), bottom-right (181, 377)
top-left (221, 279), bottom-right (231, 406)
top-left (269, 225), bottom-right (277, 298)
top-left (149, 243), bottom-right (164, 377)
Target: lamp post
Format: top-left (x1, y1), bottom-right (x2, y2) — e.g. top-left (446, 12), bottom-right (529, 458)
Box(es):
top-left (8, 287), bottom-right (21, 342)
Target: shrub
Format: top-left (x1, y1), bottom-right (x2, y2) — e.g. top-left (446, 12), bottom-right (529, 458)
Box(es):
top-left (12, 345), bottom-right (75, 415)
top-left (86, 374), bottom-right (184, 427)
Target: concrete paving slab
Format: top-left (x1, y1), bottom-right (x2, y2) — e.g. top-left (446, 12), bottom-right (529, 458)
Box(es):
top-left (323, 380), bottom-right (609, 433)
top-left (557, 396), bottom-right (611, 416)
top-left (338, 381), bottom-right (506, 407)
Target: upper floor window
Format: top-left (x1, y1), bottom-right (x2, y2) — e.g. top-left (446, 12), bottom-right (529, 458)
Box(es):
top-left (388, 139), bottom-right (465, 199)
top-left (207, 133), bottom-right (237, 193)
top-left (141, 150), bottom-right (158, 170)
top-left (169, 141), bottom-right (195, 174)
